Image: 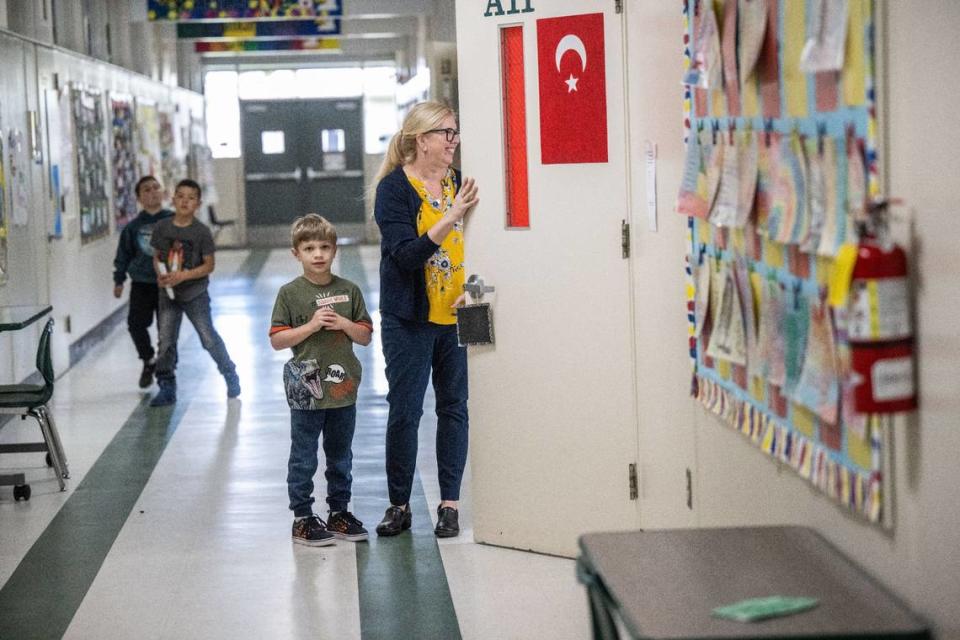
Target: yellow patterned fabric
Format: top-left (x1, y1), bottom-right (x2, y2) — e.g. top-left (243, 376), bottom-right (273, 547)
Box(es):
top-left (409, 169), bottom-right (464, 325)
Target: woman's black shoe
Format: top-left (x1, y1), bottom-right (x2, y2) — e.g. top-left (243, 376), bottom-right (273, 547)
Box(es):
top-left (434, 506), bottom-right (459, 538)
top-left (375, 504), bottom-right (412, 536)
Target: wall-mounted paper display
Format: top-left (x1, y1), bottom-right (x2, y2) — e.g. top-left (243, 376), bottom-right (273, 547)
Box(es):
top-left (8, 129), bottom-right (29, 227)
top-left (136, 100), bottom-right (162, 191)
top-left (72, 87), bottom-right (110, 244)
top-left (159, 110), bottom-right (186, 201)
top-left (679, 0), bottom-right (889, 526)
top-left (111, 97), bottom-right (138, 230)
top-left (148, 0), bottom-right (341, 21)
top-left (0, 121), bottom-right (7, 285)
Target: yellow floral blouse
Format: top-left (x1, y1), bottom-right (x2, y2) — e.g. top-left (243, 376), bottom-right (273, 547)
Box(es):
top-left (408, 169), bottom-right (464, 325)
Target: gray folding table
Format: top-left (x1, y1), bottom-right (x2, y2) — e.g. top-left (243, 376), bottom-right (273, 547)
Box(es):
top-left (577, 526), bottom-right (929, 640)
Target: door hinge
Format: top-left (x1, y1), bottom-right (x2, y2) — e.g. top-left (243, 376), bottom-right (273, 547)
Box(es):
top-left (685, 468), bottom-right (693, 510)
top-left (621, 220), bottom-right (630, 258)
top-left (629, 463), bottom-right (639, 500)
top-left (614, 0), bottom-right (623, 14)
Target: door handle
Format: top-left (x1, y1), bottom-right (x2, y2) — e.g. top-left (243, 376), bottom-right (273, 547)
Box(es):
top-left (245, 168), bottom-right (303, 182)
top-left (304, 167), bottom-right (363, 180)
top-left (464, 274), bottom-right (495, 303)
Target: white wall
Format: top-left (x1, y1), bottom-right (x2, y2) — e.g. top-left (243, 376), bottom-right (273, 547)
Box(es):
top-left (0, 31), bottom-right (47, 383)
top-left (0, 27), bottom-right (203, 378)
top-left (40, 45), bottom-right (202, 368)
top-left (624, 3), bottom-right (700, 530)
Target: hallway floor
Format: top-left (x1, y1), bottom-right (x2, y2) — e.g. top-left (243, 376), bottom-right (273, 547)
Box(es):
top-left (0, 246), bottom-right (590, 640)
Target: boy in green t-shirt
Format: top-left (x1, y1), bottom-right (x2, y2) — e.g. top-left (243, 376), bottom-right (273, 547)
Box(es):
top-left (270, 214), bottom-right (373, 547)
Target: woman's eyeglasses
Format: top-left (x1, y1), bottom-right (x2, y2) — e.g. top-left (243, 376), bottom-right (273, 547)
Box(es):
top-left (426, 128), bottom-right (461, 142)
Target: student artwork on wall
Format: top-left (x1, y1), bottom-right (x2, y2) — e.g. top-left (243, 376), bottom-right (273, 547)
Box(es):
top-left (679, 0), bottom-right (886, 525)
top-left (42, 88), bottom-right (65, 239)
top-left (0, 120), bottom-right (7, 286)
top-left (159, 109), bottom-right (187, 200)
top-left (57, 88), bottom-right (75, 201)
top-left (111, 96), bottom-right (138, 230)
top-left (72, 87), bottom-right (110, 243)
top-left (7, 128), bottom-right (29, 228)
top-left (136, 100), bottom-right (162, 190)
top-left (147, 0), bottom-right (341, 21)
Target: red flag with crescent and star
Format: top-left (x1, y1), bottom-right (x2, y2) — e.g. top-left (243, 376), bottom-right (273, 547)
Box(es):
top-left (537, 12), bottom-right (607, 164)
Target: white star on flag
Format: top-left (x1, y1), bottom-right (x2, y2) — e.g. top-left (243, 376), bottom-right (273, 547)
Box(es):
top-left (565, 74), bottom-right (579, 92)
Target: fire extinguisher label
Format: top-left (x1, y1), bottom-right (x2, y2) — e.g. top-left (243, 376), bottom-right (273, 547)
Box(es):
top-left (872, 357), bottom-right (914, 401)
top-left (849, 277), bottom-right (911, 341)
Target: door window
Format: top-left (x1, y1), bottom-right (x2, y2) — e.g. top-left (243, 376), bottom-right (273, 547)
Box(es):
top-left (321, 129), bottom-right (345, 153)
top-left (261, 130), bottom-right (285, 155)
top-left (321, 129), bottom-right (346, 170)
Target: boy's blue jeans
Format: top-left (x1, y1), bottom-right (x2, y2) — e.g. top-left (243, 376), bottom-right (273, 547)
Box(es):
top-left (287, 406), bottom-right (357, 517)
top-left (155, 291), bottom-right (236, 386)
top-left (381, 312), bottom-right (468, 507)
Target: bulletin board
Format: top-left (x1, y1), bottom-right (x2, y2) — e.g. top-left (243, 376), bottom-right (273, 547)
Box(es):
top-left (159, 109), bottom-right (187, 200)
top-left (111, 96), bottom-right (138, 229)
top-left (136, 100), bottom-right (162, 188)
top-left (679, 0), bottom-right (888, 524)
top-left (72, 87), bottom-right (110, 244)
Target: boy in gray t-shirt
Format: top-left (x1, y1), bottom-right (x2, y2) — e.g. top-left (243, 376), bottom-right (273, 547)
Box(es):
top-left (148, 179), bottom-right (240, 407)
top-left (270, 214), bottom-right (372, 547)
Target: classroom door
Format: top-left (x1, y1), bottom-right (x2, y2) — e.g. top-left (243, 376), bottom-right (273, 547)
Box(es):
top-left (241, 98), bottom-right (364, 243)
top-left (456, 0), bottom-right (639, 557)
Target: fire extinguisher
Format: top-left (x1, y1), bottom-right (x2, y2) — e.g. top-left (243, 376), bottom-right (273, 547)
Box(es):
top-left (845, 203), bottom-right (917, 413)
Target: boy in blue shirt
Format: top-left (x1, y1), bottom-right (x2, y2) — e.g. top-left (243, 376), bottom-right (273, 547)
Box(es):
top-left (112, 176), bottom-right (172, 388)
top-left (270, 214), bottom-right (373, 546)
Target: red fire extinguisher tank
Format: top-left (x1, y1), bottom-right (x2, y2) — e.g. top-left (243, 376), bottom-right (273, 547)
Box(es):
top-left (847, 239), bottom-right (917, 413)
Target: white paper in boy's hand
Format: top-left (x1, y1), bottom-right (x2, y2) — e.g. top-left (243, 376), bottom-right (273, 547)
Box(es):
top-left (157, 263), bottom-right (175, 299)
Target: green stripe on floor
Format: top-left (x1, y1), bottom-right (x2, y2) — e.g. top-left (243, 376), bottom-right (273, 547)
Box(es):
top-left (0, 249), bottom-right (269, 639)
top-left (338, 246), bottom-right (463, 640)
top-left (0, 397), bottom-right (195, 638)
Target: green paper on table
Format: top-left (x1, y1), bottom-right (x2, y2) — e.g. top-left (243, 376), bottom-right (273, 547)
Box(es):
top-left (712, 596), bottom-right (819, 622)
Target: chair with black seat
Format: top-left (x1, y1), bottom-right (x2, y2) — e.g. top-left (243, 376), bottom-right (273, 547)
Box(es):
top-left (207, 205), bottom-right (236, 239)
top-left (0, 318), bottom-right (69, 499)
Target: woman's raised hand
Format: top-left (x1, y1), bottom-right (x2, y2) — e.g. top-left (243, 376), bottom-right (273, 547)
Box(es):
top-left (448, 177), bottom-right (479, 222)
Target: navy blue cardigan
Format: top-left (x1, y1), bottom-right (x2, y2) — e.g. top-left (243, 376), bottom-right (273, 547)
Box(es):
top-left (374, 165), bottom-right (461, 322)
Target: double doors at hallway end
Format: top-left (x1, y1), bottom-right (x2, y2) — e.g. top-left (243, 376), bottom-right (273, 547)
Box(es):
top-left (242, 98), bottom-right (364, 239)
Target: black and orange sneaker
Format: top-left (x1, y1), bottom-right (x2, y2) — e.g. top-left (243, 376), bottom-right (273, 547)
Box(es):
top-left (292, 515), bottom-right (335, 547)
top-left (327, 511), bottom-right (369, 542)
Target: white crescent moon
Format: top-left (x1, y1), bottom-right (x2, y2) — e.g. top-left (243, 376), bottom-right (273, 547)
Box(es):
top-left (555, 34), bottom-right (587, 73)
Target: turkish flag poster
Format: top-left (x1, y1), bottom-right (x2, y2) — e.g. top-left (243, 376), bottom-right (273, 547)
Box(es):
top-left (537, 12), bottom-right (608, 164)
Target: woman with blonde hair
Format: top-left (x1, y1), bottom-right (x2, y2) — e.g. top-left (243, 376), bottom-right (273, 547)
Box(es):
top-left (373, 100), bottom-right (479, 538)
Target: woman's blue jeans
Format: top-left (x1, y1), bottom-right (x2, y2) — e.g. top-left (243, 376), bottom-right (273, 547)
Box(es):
top-left (287, 405), bottom-right (357, 517)
top-left (381, 312), bottom-right (469, 506)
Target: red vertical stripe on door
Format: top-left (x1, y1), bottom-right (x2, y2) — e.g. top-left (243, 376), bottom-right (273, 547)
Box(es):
top-left (501, 25), bottom-right (529, 228)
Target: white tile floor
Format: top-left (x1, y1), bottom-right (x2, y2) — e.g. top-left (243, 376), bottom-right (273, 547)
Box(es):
top-left (0, 247), bottom-right (591, 640)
